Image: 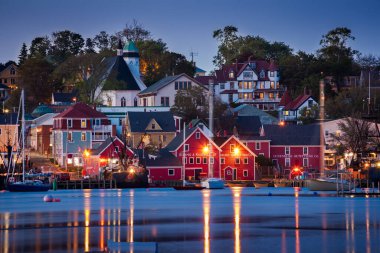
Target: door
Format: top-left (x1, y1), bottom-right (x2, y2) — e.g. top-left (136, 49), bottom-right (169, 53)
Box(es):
top-left (233, 168), bottom-right (237, 181)
top-left (194, 169), bottom-right (202, 180)
top-left (224, 167), bottom-right (233, 181)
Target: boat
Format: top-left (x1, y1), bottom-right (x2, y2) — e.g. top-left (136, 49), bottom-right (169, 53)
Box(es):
top-left (274, 179), bottom-right (291, 188)
top-left (7, 90), bottom-right (50, 192)
top-left (226, 181), bottom-right (249, 187)
top-left (306, 178), bottom-right (354, 191)
top-left (201, 178), bottom-right (224, 189)
top-left (173, 180), bottom-right (205, 190)
top-left (253, 181), bottom-right (269, 188)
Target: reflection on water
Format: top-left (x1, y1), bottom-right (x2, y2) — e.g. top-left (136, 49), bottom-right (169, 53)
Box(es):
top-left (0, 188), bottom-right (379, 252)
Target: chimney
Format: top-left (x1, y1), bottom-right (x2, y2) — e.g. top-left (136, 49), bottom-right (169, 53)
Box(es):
top-left (303, 87), bottom-right (307, 95)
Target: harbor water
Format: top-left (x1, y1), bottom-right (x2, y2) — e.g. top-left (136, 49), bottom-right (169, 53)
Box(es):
top-left (0, 187), bottom-right (379, 252)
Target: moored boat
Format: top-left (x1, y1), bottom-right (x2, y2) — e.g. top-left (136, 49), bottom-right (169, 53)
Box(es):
top-left (306, 178), bottom-right (354, 191)
top-left (201, 178), bottom-right (225, 189)
top-left (227, 181), bottom-right (249, 187)
top-left (274, 179), bottom-right (291, 188)
top-left (7, 180), bottom-right (50, 192)
top-left (253, 181), bottom-right (269, 188)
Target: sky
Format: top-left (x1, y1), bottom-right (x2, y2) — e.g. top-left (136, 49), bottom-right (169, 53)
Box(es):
top-left (1, 0), bottom-right (379, 73)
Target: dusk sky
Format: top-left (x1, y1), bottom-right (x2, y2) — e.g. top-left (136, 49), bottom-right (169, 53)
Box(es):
top-left (1, 0), bottom-right (379, 72)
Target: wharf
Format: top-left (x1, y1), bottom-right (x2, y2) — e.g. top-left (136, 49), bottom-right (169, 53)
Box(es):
top-left (57, 179), bottom-right (116, 190)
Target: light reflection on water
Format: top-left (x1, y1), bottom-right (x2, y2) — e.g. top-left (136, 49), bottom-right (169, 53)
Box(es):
top-left (0, 188), bottom-right (379, 252)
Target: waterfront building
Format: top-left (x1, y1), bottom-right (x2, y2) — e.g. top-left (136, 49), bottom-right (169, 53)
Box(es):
top-left (278, 91), bottom-right (318, 124)
top-left (52, 103), bottom-right (115, 167)
top-left (0, 62), bottom-right (19, 89)
top-left (29, 113), bottom-right (57, 155)
top-left (125, 111), bottom-right (177, 149)
top-left (137, 73), bottom-right (206, 107)
top-left (196, 59), bottom-right (284, 110)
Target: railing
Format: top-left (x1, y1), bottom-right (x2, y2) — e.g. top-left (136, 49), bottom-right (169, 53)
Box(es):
top-left (93, 125), bottom-right (112, 132)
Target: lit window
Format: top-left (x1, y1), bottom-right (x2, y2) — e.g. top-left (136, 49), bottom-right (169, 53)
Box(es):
top-left (67, 132), bottom-right (73, 142)
top-left (81, 132), bottom-right (86, 141)
top-left (229, 70), bottom-right (234, 78)
top-left (81, 119), bottom-right (86, 128)
top-left (244, 158), bottom-right (248, 164)
top-left (243, 170), bottom-right (248, 177)
top-left (230, 144), bottom-right (235, 153)
top-left (284, 111), bottom-right (289, 116)
top-left (220, 158), bottom-right (225, 164)
top-left (168, 169), bottom-right (174, 176)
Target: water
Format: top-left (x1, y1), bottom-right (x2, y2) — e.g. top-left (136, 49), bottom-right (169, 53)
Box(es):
top-left (0, 188), bottom-right (379, 253)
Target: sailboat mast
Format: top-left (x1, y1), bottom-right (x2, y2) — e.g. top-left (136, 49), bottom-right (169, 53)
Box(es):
top-left (208, 79), bottom-right (214, 178)
top-left (21, 89), bottom-right (25, 182)
top-left (319, 79), bottom-right (325, 177)
top-left (182, 121), bottom-right (186, 183)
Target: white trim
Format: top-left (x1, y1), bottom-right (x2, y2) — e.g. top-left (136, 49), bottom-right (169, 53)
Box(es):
top-left (96, 136), bottom-right (132, 156)
top-left (168, 169), bottom-right (175, 176)
top-left (220, 135), bottom-right (257, 157)
top-left (147, 166), bottom-right (181, 168)
top-left (172, 126), bottom-right (222, 152)
top-left (243, 170), bottom-right (248, 177)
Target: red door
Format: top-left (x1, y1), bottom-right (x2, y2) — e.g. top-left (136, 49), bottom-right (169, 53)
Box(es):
top-left (224, 167), bottom-right (233, 181)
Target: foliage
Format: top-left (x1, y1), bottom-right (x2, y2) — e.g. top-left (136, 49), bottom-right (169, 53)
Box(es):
top-left (84, 38), bottom-right (96, 54)
top-left (119, 19), bottom-right (151, 42)
top-left (298, 104), bottom-right (319, 124)
top-left (256, 155), bottom-right (273, 166)
top-left (18, 43), bottom-right (28, 66)
top-left (50, 30), bottom-right (85, 63)
top-left (29, 36), bottom-right (51, 58)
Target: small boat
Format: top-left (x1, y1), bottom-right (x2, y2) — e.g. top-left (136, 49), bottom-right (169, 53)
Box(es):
top-left (253, 181), bottom-right (269, 188)
top-left (227, 181), bottom-right (249, 187)
top-left (306, 178), bottom-right (354, 191)
top-left (7, 180), bottom-right (50, 192)
top-left (274, 180), bottom-right (291, 188)
top-left (173, 180), bottom-right (205, 190)
top-left (201, 178), bottom-right (224, 189)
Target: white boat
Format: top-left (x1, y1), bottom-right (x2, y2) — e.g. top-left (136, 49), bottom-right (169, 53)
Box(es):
top-left (201, 178), bottom-right (225, 189)
top-left (306, 178), bottom-right (354, 191)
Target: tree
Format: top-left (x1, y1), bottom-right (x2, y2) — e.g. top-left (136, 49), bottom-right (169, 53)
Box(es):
top-left (50, 30), bottom-right (84, 63)
top-left (161, 52), bottom-right (195, 77)
top-left (29, 36), bottom-right (51, 58)
top-left (93, 31), bottom-right (111, 52)
top-left (84, 38), bottom-right (96, 53)
top-left (18, 43), bottom-right (28, 65)
top-left (119, 19), bottom-right (151, 42)
top-left (298, 104), bottom-right (319, 124)
top-left (212, 25), bottom-right (239, 67)
top-left (318, 27), bottom-right (357, 92)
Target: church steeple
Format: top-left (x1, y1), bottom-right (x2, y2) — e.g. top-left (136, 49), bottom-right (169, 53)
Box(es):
top-left (117, 39), bottom-right (123, 56)
top-left (123, 41), bottom-right (140, 78)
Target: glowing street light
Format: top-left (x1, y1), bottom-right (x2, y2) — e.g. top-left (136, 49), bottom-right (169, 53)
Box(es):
top-left (203, 146), bottom-right (209, 154)
top-left (83, 150), bottom-right (90, 158)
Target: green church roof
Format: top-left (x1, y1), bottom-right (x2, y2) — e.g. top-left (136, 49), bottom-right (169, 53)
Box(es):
top-left (123, 41), bottom-right (138, 52)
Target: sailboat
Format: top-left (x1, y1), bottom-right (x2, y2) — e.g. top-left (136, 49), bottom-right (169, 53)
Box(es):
top-left (173, 122), bottom-right (205, 190)
top-left (7, 90), bottom-right (50, 192)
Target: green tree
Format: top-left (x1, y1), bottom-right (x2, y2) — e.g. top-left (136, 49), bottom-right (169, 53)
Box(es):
top-left (18, 43), bottom-right (28, 65)
top-left (119, 19), bottom-right (151, 42)
top-left (93, 31), bottom-right (111, 51)
top-left (50, 30), bottom-right (84, 63)
top-left (298, 104), bottom-right (319, 125)
top-left (84, 38), bottom-right (96, 53)
top-left (29, 36), bottom-right (50, 58)
top-left (318, 27), bottom-right (357, 92)
top-left (212, 25), bottom-right (239, 67)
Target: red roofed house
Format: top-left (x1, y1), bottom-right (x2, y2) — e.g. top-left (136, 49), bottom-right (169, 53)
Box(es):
top-left (279, 91), bottom-right (318, 124)
top-left (82, 136), bottom-right (134, 177)
top-left (52, 103), bottom-right (116, 167)
top-left (195, 59), bottom-right (284, 111)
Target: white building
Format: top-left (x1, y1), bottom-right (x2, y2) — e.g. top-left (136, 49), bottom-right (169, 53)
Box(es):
top-left (279, 93), bottom-right (318, 124)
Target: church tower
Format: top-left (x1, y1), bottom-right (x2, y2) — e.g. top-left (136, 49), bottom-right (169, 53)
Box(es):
top-left (123, 41), bottom-right (140, 78)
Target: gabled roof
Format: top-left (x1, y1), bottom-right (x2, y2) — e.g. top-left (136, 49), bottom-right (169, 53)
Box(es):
top-left (0, 113), bottom-right (18, 125)
top-left (32, 113), bottom-right (58, 126)
top-left (101, 56), bottom-right (141, 91)
top-left (283, 95), bottom-right (313, 110)
top-left (194, 75), bottom-right (217, 86)
top-left (135, 148), bottom-right (182, 167)
top-left (0, 83), bottom-right (10, 90)
top-left (138, 73), bottom-right (206, 96)
top-left (263, 124), bottom-right (321, 145)
top-left (232, 104), bottom-right (278, 125)
top-left (54, 103), bottom-right (108, 119)
top-left (235, 116), bottom-right (262, 135)
top-left (195, 67), bottom-right (206, 73)
top-left (127, 111), bottom-right (176, 132)
top-left (219, 135), bottom-right (257, 157)
top-left (92, 136), bottom-right (131, 156)
top-left (52, 90), bottom-right (78, 104)
top-left (278, 90), bottom-right (292, 107)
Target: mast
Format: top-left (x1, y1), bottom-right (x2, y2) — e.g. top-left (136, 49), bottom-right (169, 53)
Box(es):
top-left (319, 79), bottom-right (325, 177)
top-left (182, 121), bottom-right (186, 185)
top-left (21, 89), bottom-right (25, 182)
top-left (208, 79), bottom-right (214, 178)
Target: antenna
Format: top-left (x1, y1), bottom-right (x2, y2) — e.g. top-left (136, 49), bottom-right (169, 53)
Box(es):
top-left (189, 50), bottom-right (198, 65)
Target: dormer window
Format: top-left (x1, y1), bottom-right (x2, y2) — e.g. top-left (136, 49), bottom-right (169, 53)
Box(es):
top-left (260, 70), bottom-right (265, 78)
top-left (229, 70), bottom-right (234, 79)
top-left (151, 123), bottom-right (156, 129)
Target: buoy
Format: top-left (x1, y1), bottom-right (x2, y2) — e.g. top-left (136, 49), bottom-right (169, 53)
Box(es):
top-left (43, 195), bottom-right (53, 202)
top-left (52, 198), bottom-right (61, 202)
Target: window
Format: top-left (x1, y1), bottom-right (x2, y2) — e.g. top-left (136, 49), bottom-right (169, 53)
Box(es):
top-left (260, 70), bottom-right (265, 78)
top-left (161, 97), bottom-right (169, 106)
top-left (184, 144), bottom-right (189, 151)
top-left (284, 111), bottom-right (289, 116)
top-left (179, 82), bottom-right (183, 90)
top-left (3, 79), bottom-right (7, 84)
top-left (270, 81), bottom-right (275, 89)
top-left (325, 130), bottom-right (329, 136)
top-left (220, 158), bottom-right (225, 164)
top-left (308, 100), bottom-right (313, 108)
top-left (67, 119), bottom-right (73, 128)
top-left (188, 82), bottom-right (192, 89)
top-left (189, 157), bottom-right (194, 164)
top-left (81, 119), bottom-right (86, 128)
top-left (210, 157), bottom-right (214, 164)
top-left (243, 158), bottom-right (248, 164)
top-left (115, 146), bottom-right (119, 153)
top-left (10, 68), bottom-right (15, 75)
top-left (259, 93), bottom-right (264, 99)
top-left (203, 157), bottom-right (207, 164)
top-left (285, 158), bottom-right (290, 167)
top-left (11, 78), bottom-right (15, 84)
top-left (220, 83), bottom-right (225, 89)
top-left (235, 158), bottom-right (240, 164)
top-left (272, 159), bottom-right (278, 166)
top-left (121, 97), bottom-right (126, 107)
top-left (81, 132), bottom-right (86, 141)
top-left (134, 97), bottom-right (138, 107)
top-left (183, 157), bottom-right (187, 164)
top-left (196, 157), bottom-right (201, 164)
top-left (285, 146), bottom-right (290, 155)
top-left (175, 82), bottom-right (178, 90)
top-left (195, 132), bottom-right (200, 139)
top-left (229, 70), bottom-right (234, 78)
top-left (107, 97), bottom-right (112, 106)
top-left (151, 123), bottom-right (156, 130)
top-left (230, 144), bottom-right (235, 153)
top-left (230, 82), bottom-right (235, 89)
top-left (303, 147), bottom-right (308, 155)
top-left (168, 169), bottom-right (175, 176)
top-left (256, 142), bottom-right (261, 150)
top-left (270, 71), bottom-right (274, 77)
top-left (243, 170), bottom-right (248, 177)
top-left (67, 132), bottom-right (73, 142)
top-left (303, 158), bottom-right (308, 167)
